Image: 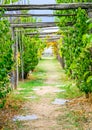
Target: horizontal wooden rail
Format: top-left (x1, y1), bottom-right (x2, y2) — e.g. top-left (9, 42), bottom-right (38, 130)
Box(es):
top-left (14, 27), bottom-right (59, 32)
top-left (40, 27), bottom-right (59, 30)
top-left (38, 35), bottom-right (61, 38)
top-left (11, 22), bottom-right (58, 28)
top-left (12, 25), bottom-right (57, 28)
top-left (2, 13), bottom-right (76, 17)
top-left (41, 37), bottom-right (60, 39)
top-left (31, 35), bottom-right (61, 38)
top-left (0, 3), bottom-right (92, 11)
top-left (11, 22), bottom-right (58, 24)
top-left (11, 22), bottom-right (73, 28)
top-left (25, 31), bottom-right (61, 35)
top-left (44, 37), bottom-right (60, 41)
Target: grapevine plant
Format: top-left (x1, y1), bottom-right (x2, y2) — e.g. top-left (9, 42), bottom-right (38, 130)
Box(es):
top-left (56, 0), bottom-right (92, 97)
top-left (2, 0), bottom-right (19, 4)
top-left (0, 13), bottom-right (13, 99)
top-left (18, 15), bottom-right (45, 79)
top-left (63, 8), bottom-right (91, 96)
top-left (22, 35), bottom-right (43, 78)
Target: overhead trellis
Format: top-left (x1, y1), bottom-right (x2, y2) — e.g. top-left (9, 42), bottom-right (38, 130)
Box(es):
top-left (1, 2), bottom-right (92, 90)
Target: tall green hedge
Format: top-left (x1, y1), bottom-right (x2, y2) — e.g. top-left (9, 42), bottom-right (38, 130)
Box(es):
top-left (56, 0), bottom-right (92, 97)
top-left (0, 19), bottom-right (13, 99)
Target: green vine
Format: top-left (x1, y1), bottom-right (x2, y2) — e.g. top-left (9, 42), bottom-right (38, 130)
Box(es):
top-left (56, 0), bottom-right (92, 97)
top-left (0, 13), bottom-right (13, 99)
top-left (22, 35), bottom-right (43, 78)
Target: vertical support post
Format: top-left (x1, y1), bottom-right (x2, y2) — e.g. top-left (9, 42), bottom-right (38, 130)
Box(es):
top-left (19, 30), bottom-right (24, 80)
top-left (11, 27), bottom-right (15, 89)
top-left (15, 30), bottom-right (19, 87)
top-left (58, 54), bottom-right (65, 69)
top-left (58, 41), bottom-right (65, 69)
top-left (88, 9), bottom-right (92, 72)
top-left (85, 8), bottom-right (92, 98)
top-left (20, 31), bottom-right (24, 80)
top-left (11, 27), bottom-right (18, 89)
top-left (88, 9), bottom-right (92, 18)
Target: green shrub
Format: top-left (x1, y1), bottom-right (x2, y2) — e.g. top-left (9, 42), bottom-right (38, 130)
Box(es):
top-left (0, 18), bottom-right (13, 99)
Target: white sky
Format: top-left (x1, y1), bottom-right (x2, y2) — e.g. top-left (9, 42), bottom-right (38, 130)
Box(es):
top-left (41, 27), bottom-right (59, 33)
top-left (44, 47), bottom-right (53, 54)
top-left (8, 0), bottom-right (56, 22)
top-left (29, 0), bottom-right (56, 4)
top-left (21, 0), bottom-right (56, 22)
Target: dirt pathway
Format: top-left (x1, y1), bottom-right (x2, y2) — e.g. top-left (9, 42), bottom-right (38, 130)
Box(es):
top-left (3, 57), bottom-right (92, 130)
top-left (16, 57), bottom-right (65, 130)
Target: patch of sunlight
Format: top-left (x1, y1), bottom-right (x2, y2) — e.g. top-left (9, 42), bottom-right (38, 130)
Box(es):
top-left (54, 89), bottom-right (66, 93)
top-left (13, 115), bottom-right (38, 121)
top-left (52, 98), bottom-right (69, 105)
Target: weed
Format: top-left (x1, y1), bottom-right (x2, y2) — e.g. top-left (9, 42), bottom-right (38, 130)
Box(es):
top-left (0, 99), bottom-right (6, 108)
top-left (14, 120), bottom-right (23, 128)
top-left (57, 84), bottom-right (83, 99)
top-left (57, 110), bottom-right (87, 130)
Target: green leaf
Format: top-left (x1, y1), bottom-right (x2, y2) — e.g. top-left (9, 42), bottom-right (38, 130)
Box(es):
top-left (87, 76), bottom-right (92, 83)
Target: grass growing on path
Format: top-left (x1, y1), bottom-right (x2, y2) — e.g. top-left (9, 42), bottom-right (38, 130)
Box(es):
top-left (1, 57), bottom-right (86, 130)
top-left (57, 84), bottom-right (83, 99)
top-left (11, 59), bottom-right (49, 102)
top-left (5, 57), bottom-right (83, 109)
top-left (19, 59), bottom-right (83, 99)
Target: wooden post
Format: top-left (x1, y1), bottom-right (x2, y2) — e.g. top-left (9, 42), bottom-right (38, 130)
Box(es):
top-left (11, 27), bottom-right (15, 89)
top-left (57, 53), bottom-right (65, 69)
top-left (21, 33), bottom-right (24, 80)
top-left (61, 56), bottom-right (65, 69)
top-left (88, 9), bottom-right (92, 18)
top-left (19, 31), bottom-right (24, 80)
top-left (88, 9), bottom-right (92, 73)
top-left (11, 27), bottom-right (19, 89)
top-left (15, 30), bottom-right (19, 88)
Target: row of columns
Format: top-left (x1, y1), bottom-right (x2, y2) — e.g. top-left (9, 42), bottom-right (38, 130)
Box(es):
top-left (11, 27), bottom-right (24, 89)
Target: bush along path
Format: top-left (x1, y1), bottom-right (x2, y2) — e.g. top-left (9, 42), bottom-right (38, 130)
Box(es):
top-left (1, 57), bottom-right (92, 130)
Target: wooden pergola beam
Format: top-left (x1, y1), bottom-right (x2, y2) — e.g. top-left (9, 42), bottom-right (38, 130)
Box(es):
top-left (11, 22), bottom-right (58, 28)
top-left (11, 22), bottom-right (73, 28)
top-left (2, 13), bottom-right (76, 17)
top-left (0, 3), bottom-right (92, 11)
top-left (44, 37), bottom-right (60, 42)
top-left (25, 31), bottom-right (61, 35)
top-left (41, 37), bottom-right (60, 39)
top-left (11, 22), bottom-right (58, 24)
top-left (38, 35), bottom-right (61, 38)
top-left (31, 35), bottom-right (61, 39)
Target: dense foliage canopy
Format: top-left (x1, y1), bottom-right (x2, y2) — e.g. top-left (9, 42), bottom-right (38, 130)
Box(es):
top-left (22, 35), bottom-right (43, 78)
top-left (0, 15), bottom-right (13, 99)
top-left (56, 0), bottom-right (92, 97)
